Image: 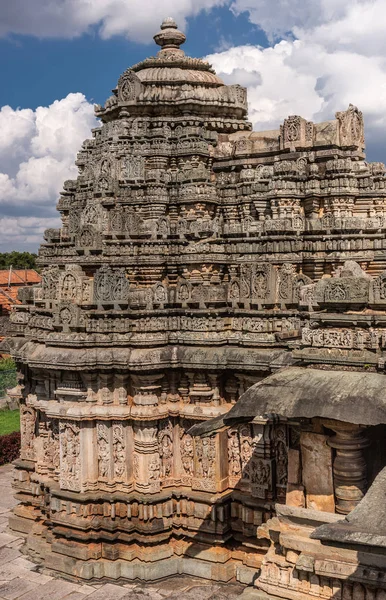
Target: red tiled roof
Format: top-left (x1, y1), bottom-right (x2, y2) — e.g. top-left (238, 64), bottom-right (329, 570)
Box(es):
top-left (0, 269), bottom-right (41, 286)
top-left (0, 287), bottom-right (20, 313)
top-left (0, 270), bottom-right (41, 314)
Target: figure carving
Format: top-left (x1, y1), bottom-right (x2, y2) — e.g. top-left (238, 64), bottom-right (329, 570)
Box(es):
top-left (158, 421), bottom-right (173, 478)
top-left (196, 437), bottom-right (216, 479)
top-left (113, 423), bottom-right (126, 478)
top-left (60, 422), bottom-right (81, 490)
top-left (97, 423), bottom-right (110, 479)
top-left (228, 430), bottom-right (241, 477)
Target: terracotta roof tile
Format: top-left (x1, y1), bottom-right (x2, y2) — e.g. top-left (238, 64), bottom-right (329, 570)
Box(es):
top-left (0, 269), bottom-right (41, 286)
top-left (0, 287), bottom-right (20, 313)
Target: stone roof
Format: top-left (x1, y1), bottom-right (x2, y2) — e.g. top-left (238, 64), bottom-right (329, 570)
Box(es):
top-left (312, 465), bottom-right (386, 547)
top-left (189, 367), bottom-right (386, 436)
top-left (95, 18), bottom-right (249, 124)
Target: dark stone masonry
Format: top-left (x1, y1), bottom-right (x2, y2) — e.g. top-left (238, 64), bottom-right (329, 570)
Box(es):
top-left (5, 17), bottom-right (386, 599)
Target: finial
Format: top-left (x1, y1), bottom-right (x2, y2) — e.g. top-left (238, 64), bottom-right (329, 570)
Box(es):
top-left (153, 18), bottom-right (186, 55)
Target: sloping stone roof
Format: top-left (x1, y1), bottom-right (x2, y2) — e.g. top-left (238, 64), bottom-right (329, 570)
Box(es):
top-left (189, 367), bottom-right (386, 436)
top-left (313, 465), bottom-right (386, 547)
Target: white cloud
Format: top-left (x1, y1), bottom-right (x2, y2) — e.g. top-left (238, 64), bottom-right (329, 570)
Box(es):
top-left (206, 0), bottom-right (386, 163)
top-left (0, 0), bottom-right (227, 43)
top-left (0, 216), bottom-right (61, 252)
top-left (0, 93), bottom-right (97, 251)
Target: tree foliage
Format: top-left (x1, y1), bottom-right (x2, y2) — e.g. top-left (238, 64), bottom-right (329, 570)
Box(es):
top-left (0, 252), bottom-right (37, 270)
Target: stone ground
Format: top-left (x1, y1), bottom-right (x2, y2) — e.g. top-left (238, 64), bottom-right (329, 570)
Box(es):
top-left (0, 464), bottom-right (249, 600)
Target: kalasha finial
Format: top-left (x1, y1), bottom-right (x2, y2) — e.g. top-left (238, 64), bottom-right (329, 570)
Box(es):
top-left (153, 18), bottom-right (186, 54)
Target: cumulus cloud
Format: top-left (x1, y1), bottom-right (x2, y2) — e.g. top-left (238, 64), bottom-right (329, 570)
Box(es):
top-left (0, 93), bottom-right (97, 251)
top-left (207, 0), bottom-right (386, 163)
top-left (0, 216), bottom-right (61, 252)
top-left (0, 0), bottom-right (227, 42)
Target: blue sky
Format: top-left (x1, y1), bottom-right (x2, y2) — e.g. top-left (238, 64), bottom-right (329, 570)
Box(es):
top-left (1, 0), bottom-right (386, 251)
top-left (0, 9), bottom-right (266, 110)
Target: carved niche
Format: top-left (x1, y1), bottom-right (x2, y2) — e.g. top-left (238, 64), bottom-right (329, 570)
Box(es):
top-left (315, 261), bottom-right (371, 307)
top-left (228, 429), bottom-right (242, 485)
top-left (58, 266), bottom-right (82, 302)
top-left (113, 423), bottom-right (126, 479)
top-left (97, 422), bottom-right (111, 480)
top-left (274, 424), bottom-right (288, 503)
top-left (193, 436), bottom-right (216, 491)
top-left (81, 202), bottom-right (105, 230)
top-left (76, 225), bottom-right (101, 249)
top-left (237, 263), bottom-right (275, 306)
top-left (372, 271), bottom-right (386, 307)
top-left (94, 266), bottom-right (129, 304)
top-left (280, 115), bottom-right (314, 149)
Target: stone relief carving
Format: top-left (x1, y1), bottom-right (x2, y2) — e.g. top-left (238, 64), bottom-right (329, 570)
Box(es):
top-left (60, 422), bottom-right (81, 491)
top-left (336, 104), bottom-right (365, 148)
top-left (228, 430), bottom-right (242, 478)
top-left (158, 420), bottom-right (173, 479)
top-left (20, 407), bottom-right (35, 460)
top-left (97, 422), bottom-right (110, 479)
top-left (94, 266), bottom-right (129, 304)
top-left (180, 427), bottom-right (194, 478)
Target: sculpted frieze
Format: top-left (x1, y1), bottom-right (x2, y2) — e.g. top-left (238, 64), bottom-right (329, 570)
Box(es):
top-left (302, 326), bottom-right (381, 350)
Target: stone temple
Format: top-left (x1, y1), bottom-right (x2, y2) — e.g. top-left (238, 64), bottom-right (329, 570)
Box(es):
top-left (5, 17), bottom-right (386, 599)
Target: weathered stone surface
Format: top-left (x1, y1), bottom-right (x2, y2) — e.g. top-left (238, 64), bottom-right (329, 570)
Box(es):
top-left (0, 577), bottom-right (39, 600)
top-left (314, 464), bottom-right (386, 546)
top-left (300, 432), bottom-right (334, 512)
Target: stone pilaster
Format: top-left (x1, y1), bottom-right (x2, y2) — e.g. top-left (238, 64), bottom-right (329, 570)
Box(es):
top-left (325, 421), bottom-right (370, 514)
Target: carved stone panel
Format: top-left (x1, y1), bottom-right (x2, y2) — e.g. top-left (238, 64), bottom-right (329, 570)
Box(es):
top-left (59, 422), bottom-right (81, 491)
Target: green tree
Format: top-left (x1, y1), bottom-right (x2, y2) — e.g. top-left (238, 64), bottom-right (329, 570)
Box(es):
top-left (0, 252), bottom-right (37, 270)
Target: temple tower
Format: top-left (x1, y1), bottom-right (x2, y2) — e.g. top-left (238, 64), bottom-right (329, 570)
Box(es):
top-left (6, 18), bottom-right (386, 588)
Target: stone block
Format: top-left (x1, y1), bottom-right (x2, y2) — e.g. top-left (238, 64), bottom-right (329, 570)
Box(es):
top-left (0, 577), bottom-right (39, 600)
top-left (236, 565), bottom-right (257, 585)
top-left (300, 432), bottom-right (335, 513)
top-left (286, 484), bottom-right (305, 508)
top-left (85, 583), bottom-right (129, 600)
top-left (15, 579), bottom-right (80, 600)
